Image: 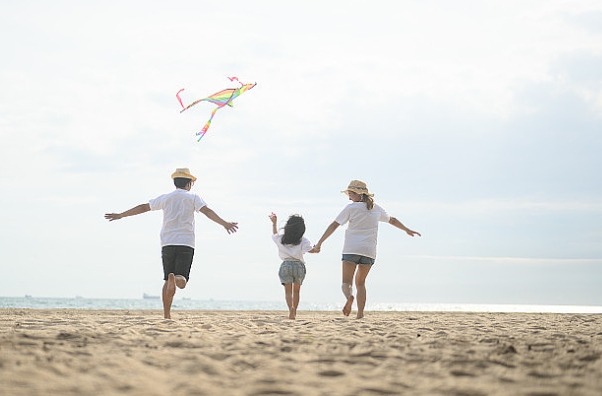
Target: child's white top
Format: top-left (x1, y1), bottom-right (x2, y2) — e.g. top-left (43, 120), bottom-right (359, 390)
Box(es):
top-left (272, 234), bottom-right (313, 263)
top-left (335, 202), bottom-right (390, 259)
top-left (149, 188), bottom-right (206, 248)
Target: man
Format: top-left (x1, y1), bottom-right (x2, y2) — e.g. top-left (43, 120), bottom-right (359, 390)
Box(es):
top-left (105, 168), bottom-right (238, 319)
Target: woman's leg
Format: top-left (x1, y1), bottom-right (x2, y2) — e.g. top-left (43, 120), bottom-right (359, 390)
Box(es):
top-left (354, 264), bottom-right (372, 319)
top-left (342, 261), bottom-right (357, 316)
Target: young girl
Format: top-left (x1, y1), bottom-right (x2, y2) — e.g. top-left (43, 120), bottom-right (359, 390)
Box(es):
top-left (269, 213), bottom-right (317, 319)
top-left (314, 180), bottom-right (421, 319)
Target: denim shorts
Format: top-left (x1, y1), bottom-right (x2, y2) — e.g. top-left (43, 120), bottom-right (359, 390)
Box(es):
top-left (342, 254), bottom-right (375, 266)
top-left (161, 245), bottom-right (194, 281)
top-left (279, 260), bottom-right (306, 285)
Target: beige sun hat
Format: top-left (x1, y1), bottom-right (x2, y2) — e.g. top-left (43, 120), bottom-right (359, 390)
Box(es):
top-left (341, 180), bottom-right (374, 197)
top-left (171, 167), bottom-right (197, 182)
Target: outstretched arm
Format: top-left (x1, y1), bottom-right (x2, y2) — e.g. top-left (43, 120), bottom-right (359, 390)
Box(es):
top-left (105, 203), bottom-right (150, 221)
top-left (313, 221), bottom-right (340, 252)
top-left (269, 212), bottom-right (278, 235)
top-left (389, 216), bottom-right (421, 237)
top-left (199, 206), bottom-right (238, 234)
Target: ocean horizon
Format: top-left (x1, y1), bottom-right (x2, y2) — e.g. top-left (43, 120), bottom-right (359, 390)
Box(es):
top-left (1, 296), bottom-right (601, 313)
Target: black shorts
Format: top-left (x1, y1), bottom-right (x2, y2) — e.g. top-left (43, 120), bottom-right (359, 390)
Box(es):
top-left (161, 245), bottom-right (194, 281)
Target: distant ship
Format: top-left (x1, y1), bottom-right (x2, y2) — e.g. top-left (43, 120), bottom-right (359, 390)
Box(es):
top-left (143, 293), bottom-right (160, 299)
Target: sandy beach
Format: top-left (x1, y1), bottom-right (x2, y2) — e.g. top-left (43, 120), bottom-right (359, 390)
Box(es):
top-left (1, 309), bottom-right (601, 395)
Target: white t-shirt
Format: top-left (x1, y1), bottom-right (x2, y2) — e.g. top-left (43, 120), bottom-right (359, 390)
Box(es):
top-left (271, 234), bottom-right (313, 263)
top-left (334, 202), bottom-right (390, 259)
top-left (148, 189), bottom-right (206, 248)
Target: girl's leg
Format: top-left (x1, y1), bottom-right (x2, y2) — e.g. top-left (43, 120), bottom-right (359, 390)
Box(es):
top-left (354, 265), bottom-right (372, 319)
top-left (290, 282), bottom-right (301, 319)
top-left (292, 282), bottom-right (301, 309)
top-left (341, 261), bottom-right (357, 316)
top-left (283, 283), bottom-right (295, 319)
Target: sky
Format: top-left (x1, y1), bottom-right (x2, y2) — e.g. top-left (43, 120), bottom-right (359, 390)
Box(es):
top-left (1, 0), bottom-right (602, 307)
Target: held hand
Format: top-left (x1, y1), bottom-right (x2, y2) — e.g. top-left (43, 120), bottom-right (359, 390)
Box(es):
top-left (312, 244), bottom-right (321, 253)
top-left (104, 213), bottom-right (122, 222)
top-left (224, 222), bottom-right (239, 234)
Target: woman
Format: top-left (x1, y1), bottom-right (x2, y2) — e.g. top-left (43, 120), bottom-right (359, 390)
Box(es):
top-left (314, 180), bottom-right (421, 319)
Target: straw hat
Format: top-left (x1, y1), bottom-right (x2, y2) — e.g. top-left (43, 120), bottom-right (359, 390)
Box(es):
top-left (171, 167), bottom-right (197, 182)
top-left (341, 180), bottom-right (374, 197)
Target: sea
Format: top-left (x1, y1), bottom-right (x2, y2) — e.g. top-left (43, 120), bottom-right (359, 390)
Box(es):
top-left (1, 296), bottom-right (601, 313)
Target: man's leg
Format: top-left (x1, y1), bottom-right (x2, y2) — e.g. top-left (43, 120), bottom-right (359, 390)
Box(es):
top-left (162, 273), bottom-right (176, 319)
top-left (163, 245), bottom-right (192, 320)
top-left (174, 246), bottom-right (193, 290)
top-left (162, 275), bottom-right (186, 320)
top-left (342, 261), bottom-right (356, 316)
top-left (161, 246), bottom-right (177, 319)
top-left (174, 275), bottom-right (187, 289)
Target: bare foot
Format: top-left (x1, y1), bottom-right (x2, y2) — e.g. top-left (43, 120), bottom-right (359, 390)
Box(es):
top-left (288, 307), bottom-right (296, 320)
top-left (342, 295), bottom-right (354, 316)
top-left (356, 312), bottom-right (364, 319)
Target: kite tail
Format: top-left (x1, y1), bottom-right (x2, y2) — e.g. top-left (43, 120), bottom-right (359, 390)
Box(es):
top-left (227, 76), bottom-right (243, 86)
top-left (176, 89), bottom-right (186, 110)
top-left (196, 107), bottom-right (219, 141)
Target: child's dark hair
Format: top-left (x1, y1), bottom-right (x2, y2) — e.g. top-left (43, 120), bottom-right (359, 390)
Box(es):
top-left (174, 177), bottom-right (192, 188)
top-left (281, 215), bottom-right (306, 246)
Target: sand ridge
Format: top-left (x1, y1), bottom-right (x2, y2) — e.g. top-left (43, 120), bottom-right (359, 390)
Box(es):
top-left (1, 309), bottom-right (601, 395)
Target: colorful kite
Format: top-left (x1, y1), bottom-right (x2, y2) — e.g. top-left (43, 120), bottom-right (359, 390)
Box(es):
top-left (177, 77), bottom-right (256, 141)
